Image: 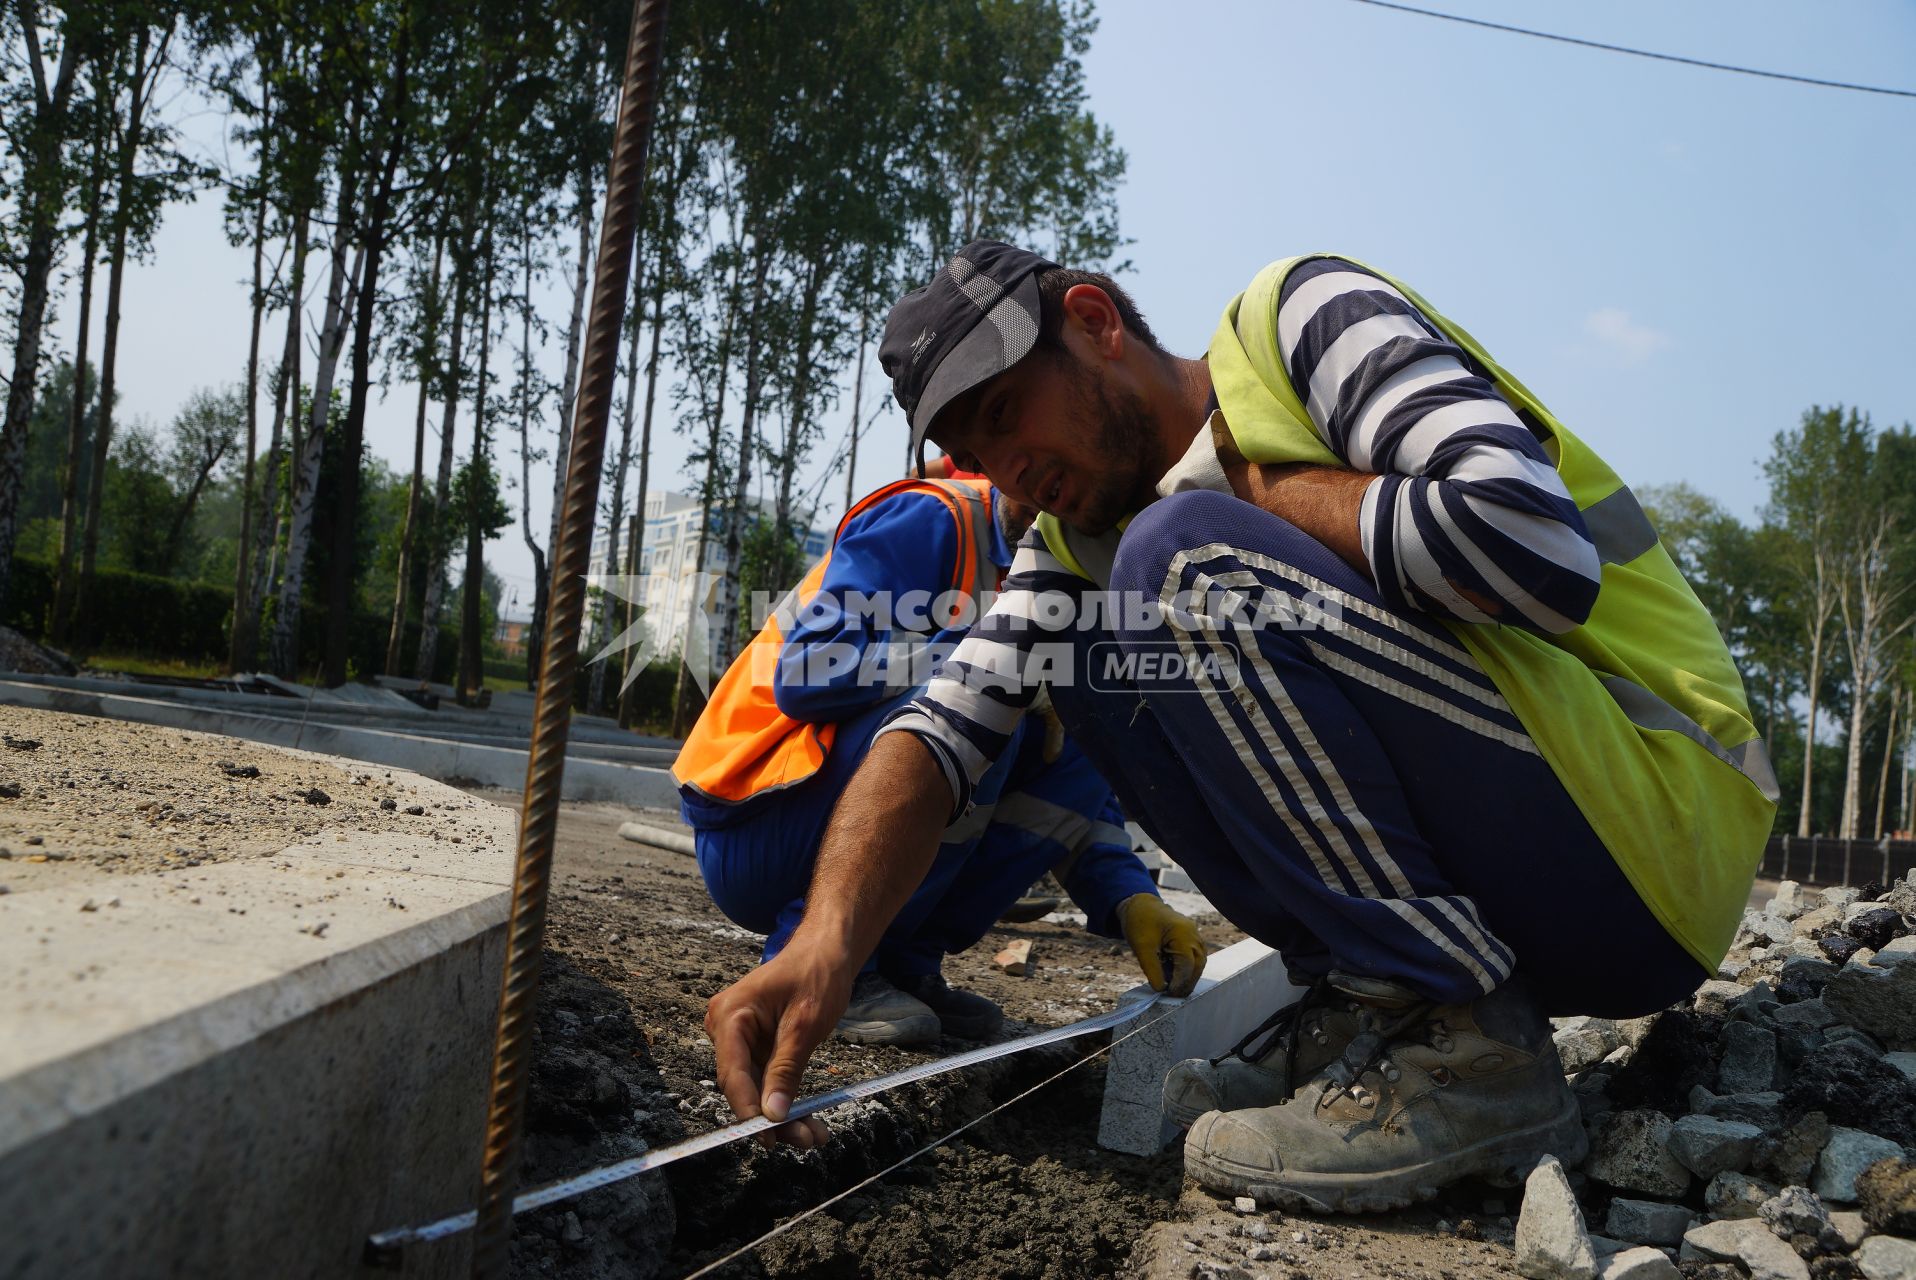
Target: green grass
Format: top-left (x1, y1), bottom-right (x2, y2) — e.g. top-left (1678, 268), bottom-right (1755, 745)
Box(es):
top-left (83, 651), bottom-right (227, 680)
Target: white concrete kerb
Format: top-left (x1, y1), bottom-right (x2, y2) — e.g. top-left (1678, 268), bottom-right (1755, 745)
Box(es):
top-left (1097, 936), bottom-right (1304, 1155)
top-left (0, 677), bottom-right (677, 807)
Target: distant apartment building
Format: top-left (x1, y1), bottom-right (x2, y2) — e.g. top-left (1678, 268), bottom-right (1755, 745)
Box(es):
top-left (585, 491), bottom-right (829, 664)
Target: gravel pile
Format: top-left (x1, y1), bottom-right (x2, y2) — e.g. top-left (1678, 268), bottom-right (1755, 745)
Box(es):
top-left (1517, 875), bottom-right (1916, 1280)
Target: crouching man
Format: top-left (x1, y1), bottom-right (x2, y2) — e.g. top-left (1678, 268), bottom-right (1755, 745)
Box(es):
top-left (702, 242), bottom-right (1775, 1205)
top-left (676, 473), bottom-right (1206, 1072)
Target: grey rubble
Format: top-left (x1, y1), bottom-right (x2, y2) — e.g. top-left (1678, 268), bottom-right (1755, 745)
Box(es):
top-left (1533, 876), bottom-right (1916, 1277)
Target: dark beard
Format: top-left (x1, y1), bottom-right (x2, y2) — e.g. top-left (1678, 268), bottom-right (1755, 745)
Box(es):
top-left (1072, 374), bottom-right (1158, 536)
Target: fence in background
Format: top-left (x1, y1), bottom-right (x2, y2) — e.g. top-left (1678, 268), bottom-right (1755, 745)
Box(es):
top-left (1759, 835), bottom-right (1916, 888)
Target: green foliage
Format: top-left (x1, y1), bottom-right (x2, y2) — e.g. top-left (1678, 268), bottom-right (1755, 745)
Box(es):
top-left (736, 512), bottom-right (803, 607)
top-left (2, 555), bottom-right (228, 659)
top-left (102, 422), bottom-right (179, 575)
top-left (2, 552), bottom-right (465, 681)
top-left (452, 456), bottom-right (512, 541)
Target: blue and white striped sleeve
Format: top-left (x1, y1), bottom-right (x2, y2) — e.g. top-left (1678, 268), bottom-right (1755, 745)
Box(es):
top-left (873, 530), bottom-right (1082, 819)
top-left (1275, 256), bottom-right (1601, 635)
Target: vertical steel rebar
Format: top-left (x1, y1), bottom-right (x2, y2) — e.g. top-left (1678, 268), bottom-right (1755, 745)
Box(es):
top-left (470, 0), bottom-right (671, 1272)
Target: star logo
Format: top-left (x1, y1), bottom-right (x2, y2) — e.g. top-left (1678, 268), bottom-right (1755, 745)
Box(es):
top-left (583, 570), bottom-right (721, 695)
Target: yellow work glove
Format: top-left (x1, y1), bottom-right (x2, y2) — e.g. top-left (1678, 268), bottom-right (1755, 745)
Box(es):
top-left (1028, 683), bottom-right (1066, 763)
top-left (1116, 892), bottom-right (1207, 997)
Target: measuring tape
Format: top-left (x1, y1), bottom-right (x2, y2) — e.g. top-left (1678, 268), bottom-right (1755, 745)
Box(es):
top-left (365, 991), bottom-right (1164, 1260)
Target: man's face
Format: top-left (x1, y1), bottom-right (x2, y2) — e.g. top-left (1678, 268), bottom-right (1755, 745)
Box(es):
top-left (928, 348), bottom-right (1157, 536)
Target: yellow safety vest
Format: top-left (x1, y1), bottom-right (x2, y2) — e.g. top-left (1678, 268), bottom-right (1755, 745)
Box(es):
top-left (1040, 255), bottom-right (1777, 970)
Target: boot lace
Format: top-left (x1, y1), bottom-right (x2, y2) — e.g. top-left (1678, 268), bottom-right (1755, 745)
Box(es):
top-left (1205, 975), bottom-right (1337, 1099)
top-left (1316, 1001), bottom-right (1439, 1111)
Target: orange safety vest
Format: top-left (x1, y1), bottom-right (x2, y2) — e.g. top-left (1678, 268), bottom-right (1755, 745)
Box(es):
top-left (673, 477), bottom-right (997, 806)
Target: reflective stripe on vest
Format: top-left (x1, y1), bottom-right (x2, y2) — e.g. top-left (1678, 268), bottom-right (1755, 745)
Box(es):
top-left (1584, 486), bottom-right (1660, 566)
top-left (1600, 675), bottom-right (1781, 802)
top-left (672, 478), bottom-right (997, 806)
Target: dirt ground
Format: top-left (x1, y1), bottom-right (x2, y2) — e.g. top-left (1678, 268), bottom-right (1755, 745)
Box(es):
top-left (507, 797), bottom-right (1537, 1280)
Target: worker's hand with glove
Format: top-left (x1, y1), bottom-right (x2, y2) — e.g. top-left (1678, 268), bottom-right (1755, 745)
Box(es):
top-left (1027, 683), bottom-right (1067, 763)
top-left (1115, 892), bottom-right (1207, 997)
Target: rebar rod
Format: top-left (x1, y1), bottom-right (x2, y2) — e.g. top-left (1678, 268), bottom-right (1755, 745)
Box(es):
top-left (470, 0), bottom-right (671, 1272)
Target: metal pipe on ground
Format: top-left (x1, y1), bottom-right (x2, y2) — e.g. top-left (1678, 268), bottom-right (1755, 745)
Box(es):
top-left (470, 1), bottom-right (672, 1273)
top-left (618, 820), bottom-right (695, 857)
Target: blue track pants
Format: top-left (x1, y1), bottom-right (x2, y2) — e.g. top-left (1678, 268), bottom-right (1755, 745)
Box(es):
top-left (1047, 490), bottom-right (1700, 1018)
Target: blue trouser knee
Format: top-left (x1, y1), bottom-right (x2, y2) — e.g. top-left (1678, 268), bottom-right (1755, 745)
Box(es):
top-left (1046, 489), bottom-right (1699, 1018)
top-left (691, 692), bottom-right (1076, 977)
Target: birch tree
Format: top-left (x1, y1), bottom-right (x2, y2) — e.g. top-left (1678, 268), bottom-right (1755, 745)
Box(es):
top-left (1765, 407), bottom-right (1870, 837)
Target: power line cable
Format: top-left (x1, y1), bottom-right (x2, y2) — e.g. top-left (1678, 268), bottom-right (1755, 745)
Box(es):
top-left (1339, 0), bottom-right (1916, 100)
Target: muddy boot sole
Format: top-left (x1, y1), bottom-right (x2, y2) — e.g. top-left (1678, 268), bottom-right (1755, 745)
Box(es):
top-left (1185, 1096), bottom-right (1589, 1215)
top-left (998, 896), bottom-right (1062, 923)
top-left (834, 1011), bottom-right (940, 1045)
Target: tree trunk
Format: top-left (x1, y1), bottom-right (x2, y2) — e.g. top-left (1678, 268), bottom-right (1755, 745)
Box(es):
top-left (270, 174), bottom-right (363, 680)
top-left (669, 250), bottom-right (743, 739)
top-left (515, 222), bottom-right (547, 687)
top-left (542, 174), bottom-right (595, 671)
top-left (72, 23), bottom-right (171, 644)
top-left (162, 443), bottom-right (230, 572)
top-left (669, 460), bottom-right (716, 740)
top-left (228, 129), bottom-right (273, 672)
top-left (773, 258), bottom-right (826, 593)
top-left (1876, 684), bottom-right (1902, 840)
top-left (844, 316), bottom-right (868, 517)
top-left (71, 173), bottom-right (135, 645)
top-left (322, 43), bottom-right (410, 688)
top-left (0, 12), bottom-right (83, 612)
top-left (457, 213), bottom-right (496, 701)
top-left (717, 244), bottom-right (774, 664)
top-left (415, 258), bottom-right (468, 683)
top-left (51, 171), bottom-right (101, 646)
top-left (387, 235), bottom-right (445, 675)
top-left (589, 283), bottom-right (642, 716)
top-left (248, 209), bottom-right (310, 662)
top-left (619, 265), bottom-right (666, 729)
top-left (1901, 721), bottom-right (1914, 837)
top-left (1842, 659), bottom-right (1871, 841)
top-left (1798, 612), bottom-right (1827, 838)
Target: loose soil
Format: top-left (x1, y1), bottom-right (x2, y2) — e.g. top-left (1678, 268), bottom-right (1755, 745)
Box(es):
top-left (510, 798), bottom-right (1535, 1280)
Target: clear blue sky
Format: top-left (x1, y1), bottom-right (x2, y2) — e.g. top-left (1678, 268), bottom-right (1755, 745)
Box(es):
top-left (1078, 0), bottom-right (1915, 525)
top-left (55, 0), bottom-right (1916, 606)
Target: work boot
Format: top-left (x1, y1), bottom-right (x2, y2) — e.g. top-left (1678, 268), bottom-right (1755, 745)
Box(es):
top-left (894, 971), bottom-right (1004, 1040)
top-left (998, 895), bottom-right (1063, 923)
top-left (1161, 975), bottom-right (1366, 1129)
top-left (835, 971), bottom-right (940, 1046)
top-left (1184, 979), bottom-right (1586, 1214)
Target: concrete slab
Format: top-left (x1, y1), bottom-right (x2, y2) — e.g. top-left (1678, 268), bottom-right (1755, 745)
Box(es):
top-left (0, 735), bottom-right (520, 1279)
top-left (1097, 935), bottom-right (1304, 1155)
top-left (0, 678), bottom-right (677, 808)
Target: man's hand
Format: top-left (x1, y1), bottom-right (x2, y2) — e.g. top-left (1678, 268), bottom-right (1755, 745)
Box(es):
top-left (704, 732), bottom-right (952, 1148)
top-left (1219, 451), bottom-right (1374, 580)
top-left (1115, 892), bottom-right (1208, 997)
top-left (703, 942), bottom-right (852, 1149)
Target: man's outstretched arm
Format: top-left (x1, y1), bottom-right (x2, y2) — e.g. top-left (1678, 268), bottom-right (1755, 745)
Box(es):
top-left (703, 731), bottom-right (950, 1147)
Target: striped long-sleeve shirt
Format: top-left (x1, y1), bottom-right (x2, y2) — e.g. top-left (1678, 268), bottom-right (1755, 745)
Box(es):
top-left (879, 255), bottom-right (1600, 817)
top-left (1282, 257), bottom-right (1600, 633)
